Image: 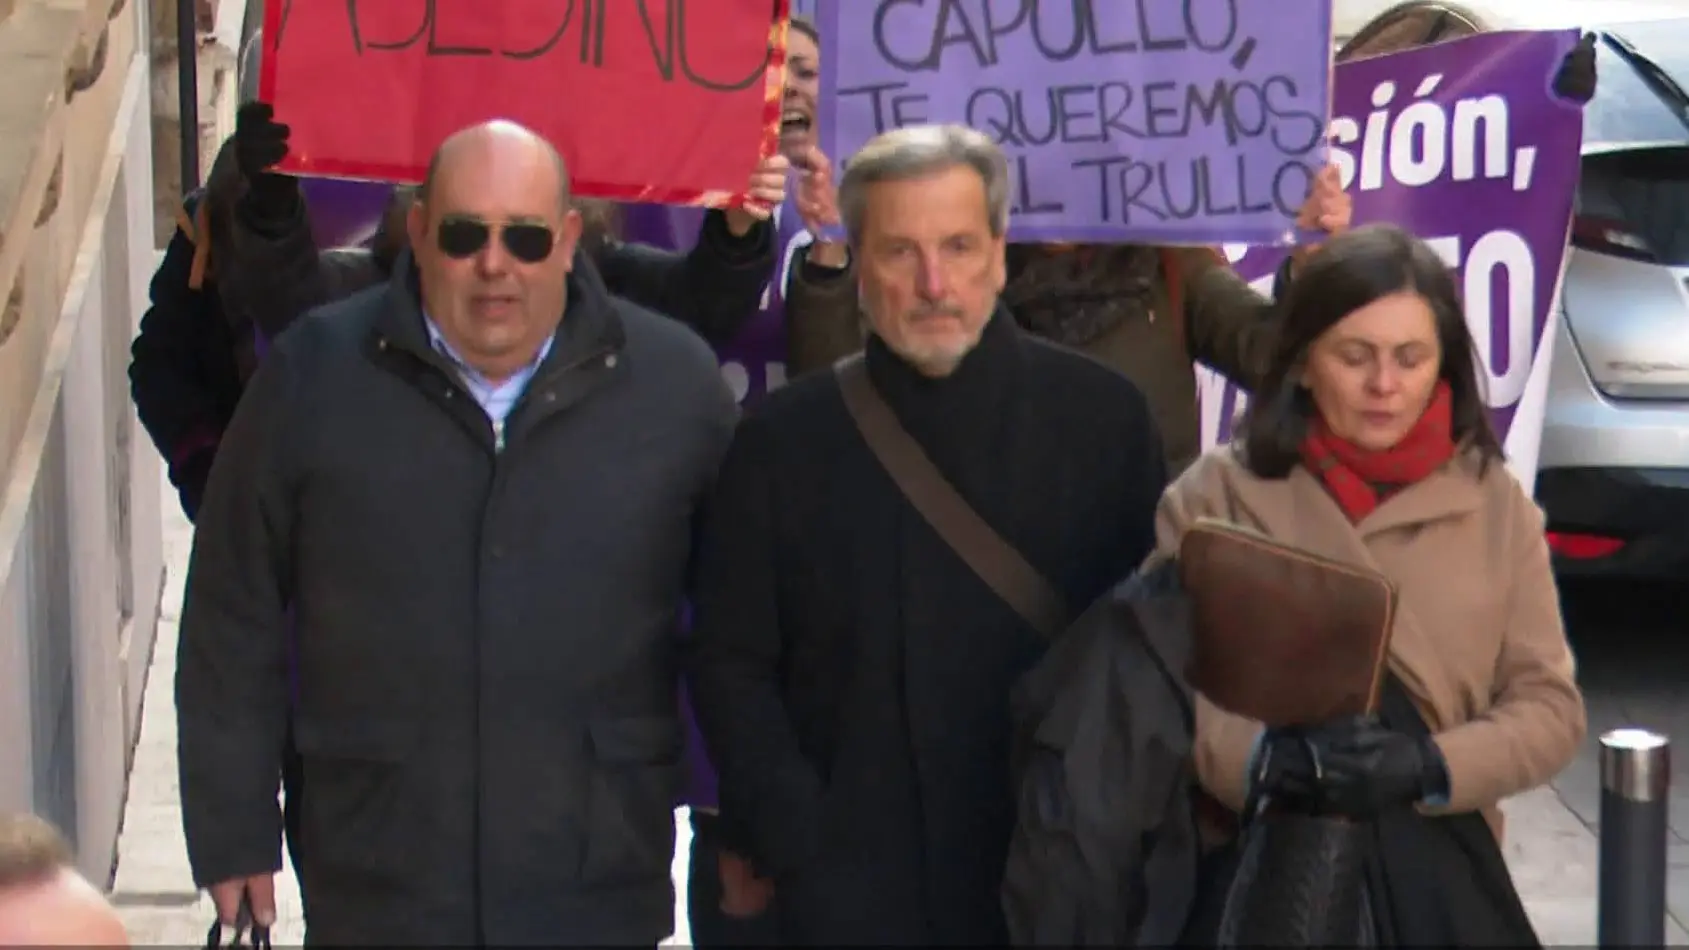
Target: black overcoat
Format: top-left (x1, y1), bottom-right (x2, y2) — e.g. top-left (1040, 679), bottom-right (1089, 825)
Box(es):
top-left (689, 312), bottom-right (1169, 944)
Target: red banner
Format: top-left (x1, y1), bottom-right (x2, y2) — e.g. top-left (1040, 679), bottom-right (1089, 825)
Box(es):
top-left (257, 0), bottom-right (789, 206)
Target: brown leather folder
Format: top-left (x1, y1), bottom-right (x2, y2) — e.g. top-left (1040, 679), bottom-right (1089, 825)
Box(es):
top-left (1178, 518), bottom-right (1397, 726)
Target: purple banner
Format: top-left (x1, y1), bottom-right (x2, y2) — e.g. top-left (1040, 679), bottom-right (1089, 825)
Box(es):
top-left (622, 202), bottom-right (805, 406)
top-left (817, 0), bottom-right (1332, 245)
top-left (1201, 28), bottom-right (1584, 486)
top-left (299, 177), bottom-right (394, 249)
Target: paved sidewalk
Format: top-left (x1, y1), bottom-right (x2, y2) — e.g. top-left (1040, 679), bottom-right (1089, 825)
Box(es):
top-left (108, 475), bottom-right (1670, 944)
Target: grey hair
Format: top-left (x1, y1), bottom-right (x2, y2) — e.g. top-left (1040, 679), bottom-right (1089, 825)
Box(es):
top-left (838, 124), bottom-right (1011, 246)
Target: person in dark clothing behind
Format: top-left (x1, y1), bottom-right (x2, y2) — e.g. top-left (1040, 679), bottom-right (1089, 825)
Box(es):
top-left (176, 119), bottom-right (737, 945)
top-left (689, 123), bottom-right (1169, 945)
top-left (130, 102), bottom-right (784, 521)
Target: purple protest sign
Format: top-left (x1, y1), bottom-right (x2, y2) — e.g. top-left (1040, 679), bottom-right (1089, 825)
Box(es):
top-left (1200, 28), bottom-right (1584, 490)
top-left (817, 0), bottom-right (1332, 245)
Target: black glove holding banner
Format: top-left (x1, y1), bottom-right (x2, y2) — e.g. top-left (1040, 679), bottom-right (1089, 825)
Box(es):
top-left (233, 102), bottom-right (300, 228)
top-left (1553, 32), bottom-right (1598, 104)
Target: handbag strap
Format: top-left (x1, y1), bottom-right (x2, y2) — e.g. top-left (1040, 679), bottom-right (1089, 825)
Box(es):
top-left (833, 354), bottom-right (1069, 639)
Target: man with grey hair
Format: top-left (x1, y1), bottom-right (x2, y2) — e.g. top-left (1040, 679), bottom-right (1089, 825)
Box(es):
top-left (689, 123), bottom-right (1168, 943)
top-left (0, 814), bottom-right (129, 946)
top-left (177, 118), bottom-right (737, 945)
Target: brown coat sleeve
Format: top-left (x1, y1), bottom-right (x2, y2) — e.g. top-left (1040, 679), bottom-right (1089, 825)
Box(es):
top-left (1170, 247), bottom-right (1280, 391)
top-left (1428, 488), bottom-right (1587, 814)
top-left (1151, 457), bottom-right (1265, 812)
top-left (784, 245), bottom-right (866, 379)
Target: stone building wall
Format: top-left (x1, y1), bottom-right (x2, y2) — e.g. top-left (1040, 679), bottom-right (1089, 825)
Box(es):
top-left (0, 0), bottom-right (168, 882)
top-left (146, 0), bottom-right (242, 246)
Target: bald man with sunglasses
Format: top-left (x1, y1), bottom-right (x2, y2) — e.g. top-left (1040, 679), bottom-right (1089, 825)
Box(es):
top-left (175, 119), bottom-right (738, 947)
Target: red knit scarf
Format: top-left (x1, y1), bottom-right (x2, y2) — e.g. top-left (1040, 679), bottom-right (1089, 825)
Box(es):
top-left (1299, 381), bottom-right (1457, 523)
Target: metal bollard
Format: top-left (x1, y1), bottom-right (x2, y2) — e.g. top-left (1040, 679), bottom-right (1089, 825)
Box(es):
top-left (1598, 728), bottom-right (1670, 948)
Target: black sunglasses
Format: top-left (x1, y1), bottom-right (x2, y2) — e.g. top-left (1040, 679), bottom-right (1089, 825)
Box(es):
top-left (436, 216), bottom-right (556, 264)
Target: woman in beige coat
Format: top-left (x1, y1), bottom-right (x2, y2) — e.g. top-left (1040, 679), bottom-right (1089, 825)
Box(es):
top-left (1157, 224), bottom-right (1586, 946)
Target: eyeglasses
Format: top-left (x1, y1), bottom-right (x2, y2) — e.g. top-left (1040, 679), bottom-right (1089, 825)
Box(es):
top-left (436, 216), bottom-right (556, 264)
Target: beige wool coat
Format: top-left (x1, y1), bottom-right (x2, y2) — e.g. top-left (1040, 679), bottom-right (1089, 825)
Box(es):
top-left (1155, 447), bottom-right (1588, 841)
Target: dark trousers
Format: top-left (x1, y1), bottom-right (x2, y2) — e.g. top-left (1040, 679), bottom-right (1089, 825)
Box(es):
top-left (688, 810), bottom-right (779, 947)
top-left (281, 719), bottom-right (306, 911)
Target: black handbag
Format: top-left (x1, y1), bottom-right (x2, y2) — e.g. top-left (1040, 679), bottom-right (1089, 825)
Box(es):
top-left (1196, 675), bottom-right (1542, 948)
top-left (1216, 807), bottom-right (1376, 946)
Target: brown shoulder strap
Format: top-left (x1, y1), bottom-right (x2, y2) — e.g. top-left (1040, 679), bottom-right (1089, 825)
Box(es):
top-left (1160, 247), bottom-right (1185, 352)
top-left (176, 203), bottom-right (212, 289)
top-left (833, 355), bottom-right (1069, 638)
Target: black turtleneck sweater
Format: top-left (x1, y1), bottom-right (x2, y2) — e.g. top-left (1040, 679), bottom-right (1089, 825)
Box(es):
top-left (690, 311), bottom-right (1167, 945)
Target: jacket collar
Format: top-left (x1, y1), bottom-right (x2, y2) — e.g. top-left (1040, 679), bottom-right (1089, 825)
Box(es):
top-left (861, 306), bottom-right (1026, 474)
top-left (372, 248), bottom-right (627, 376)
top-left (1220, 447), bottom-right (1489, 554)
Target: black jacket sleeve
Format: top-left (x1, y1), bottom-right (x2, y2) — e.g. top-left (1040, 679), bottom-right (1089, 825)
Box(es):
top-left (216, 199), bottom-right (387, 343)
top-left (1270, 254), bottom-right (1296, 304)
top-left (1089, 381), bottom-right (1168, 599)
top-left (129, 197), bottom-right (225, 520)
top-left (594, 210), bottom-right (775, 346)
top-left (1118, 387), bottom-right (1169, 578)
top-left (175, 339), bottom-right (301, 888)
top-left (687, 413), bottom-right (827, 879)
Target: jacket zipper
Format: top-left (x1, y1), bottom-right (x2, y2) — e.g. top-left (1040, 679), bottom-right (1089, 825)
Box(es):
top-left (492, 346), bottom-right (614, 455)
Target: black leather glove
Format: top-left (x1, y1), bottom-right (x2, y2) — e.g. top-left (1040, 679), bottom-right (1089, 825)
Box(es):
top-left (1553, 32), bottom-right (1598, 104)
top-left (1302, 717), bottom-right (1449, 816)
top-left (1249, 727), bottom-right (1323, 806)
top-left (234, 102), bottom-right (299, 224)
